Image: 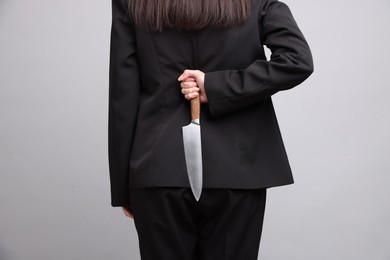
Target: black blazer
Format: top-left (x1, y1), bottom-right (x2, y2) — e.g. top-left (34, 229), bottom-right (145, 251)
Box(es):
top-left (108, 0), bottom-right (314, 206)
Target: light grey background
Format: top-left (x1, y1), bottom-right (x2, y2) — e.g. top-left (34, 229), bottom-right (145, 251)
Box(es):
top-left (0, 0), bottom-right (389, 259)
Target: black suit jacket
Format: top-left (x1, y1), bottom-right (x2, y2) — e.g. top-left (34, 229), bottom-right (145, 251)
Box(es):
top-left (108, 0), bottom-right (314, 206)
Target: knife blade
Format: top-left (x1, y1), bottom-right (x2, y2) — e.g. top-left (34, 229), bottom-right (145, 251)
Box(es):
top-left (182, 95), bottom-right (203, 201)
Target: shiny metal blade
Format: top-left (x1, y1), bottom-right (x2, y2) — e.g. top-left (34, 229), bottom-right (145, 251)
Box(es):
top-left (182, 122), bottom-right (203, 201)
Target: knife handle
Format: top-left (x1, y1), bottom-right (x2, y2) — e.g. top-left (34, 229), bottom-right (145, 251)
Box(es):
top-left (191, 95), bottom-right (200, 121)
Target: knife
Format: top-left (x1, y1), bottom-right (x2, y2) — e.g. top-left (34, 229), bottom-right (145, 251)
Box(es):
top-left (182, 95), bottom-right (203, 201)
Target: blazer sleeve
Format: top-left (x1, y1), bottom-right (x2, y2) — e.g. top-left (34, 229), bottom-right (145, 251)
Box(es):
top-left (108, 0), bottom-right (140, 207)
top-left (204, 0), bottom-right (314, 117)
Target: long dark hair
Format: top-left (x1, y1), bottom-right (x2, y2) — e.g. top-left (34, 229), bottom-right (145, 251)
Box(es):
top-left (127, 0), bottom-right (251, 31)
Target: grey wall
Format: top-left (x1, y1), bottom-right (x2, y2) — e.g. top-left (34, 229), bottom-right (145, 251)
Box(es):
top-left (0, 0), bottom-right (389, 259)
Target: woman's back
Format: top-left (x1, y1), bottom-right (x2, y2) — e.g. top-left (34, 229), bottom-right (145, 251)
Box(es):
top-left (109, 1), bottom-right (313, 258)
top-left (109, 0), bottom-right (313, 193)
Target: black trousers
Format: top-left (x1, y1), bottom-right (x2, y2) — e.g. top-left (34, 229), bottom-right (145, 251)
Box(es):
top-left (129, 187), bottom-right (267, 260)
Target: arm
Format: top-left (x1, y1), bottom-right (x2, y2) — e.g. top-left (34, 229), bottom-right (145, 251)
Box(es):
top-left (108, 0), bottom-right (140, 207)
top-left (205, 0), bottom-right (314, 117)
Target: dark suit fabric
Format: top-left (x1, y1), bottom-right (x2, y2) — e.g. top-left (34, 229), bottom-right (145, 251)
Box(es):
top-left (108, 0), bottom-right (314, 206)
top-left (129, 187), bottom-right (267, 260)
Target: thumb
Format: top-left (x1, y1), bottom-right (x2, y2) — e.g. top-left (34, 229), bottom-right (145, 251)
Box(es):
top-left (178, 69), bottom-right (198, 82)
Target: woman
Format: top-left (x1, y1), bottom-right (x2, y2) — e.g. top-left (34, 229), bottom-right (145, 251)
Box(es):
top-left (108, 0), bottom-right (313, 259)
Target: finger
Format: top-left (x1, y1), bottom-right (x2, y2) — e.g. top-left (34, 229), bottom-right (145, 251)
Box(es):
top-left (178, 70), bottom-right (197, 81)
top-left (181, 87), bottom-right (199, 94)
top-left (177, 70), bottom-right (190, 81)
top-left (181, 81), bottom-right (198, 89)
top-left (184, 77), bottom-right (196, 82)
top-left (122, 207), bottom-right (134, 219)
top-left (126, 212), bottom-right (134, 219)
top-left (185, 92), bottom-right (199, 100)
